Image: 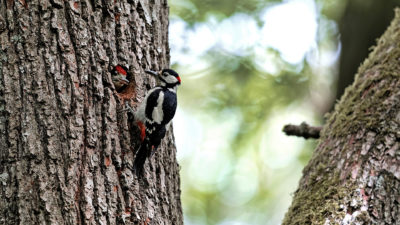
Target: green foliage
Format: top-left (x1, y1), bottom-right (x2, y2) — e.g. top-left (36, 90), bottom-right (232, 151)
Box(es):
top-left (171, 0), bottom-right (279, 24)
top-left (170, 0), bottom-right (340, 224)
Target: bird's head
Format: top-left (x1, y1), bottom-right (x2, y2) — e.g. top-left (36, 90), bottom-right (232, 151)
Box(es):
top-left (111, 65), bottom-right (130, 91)
top-left (112, 65), bottom-right (129, 81)
top-left (145, 69), bottom-right (181, 87)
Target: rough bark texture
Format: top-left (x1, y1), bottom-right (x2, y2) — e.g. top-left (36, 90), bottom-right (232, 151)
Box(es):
top-left (283, 9), bottom-right (400, 225)
top-left (0, 0), bottom-right (183, 224)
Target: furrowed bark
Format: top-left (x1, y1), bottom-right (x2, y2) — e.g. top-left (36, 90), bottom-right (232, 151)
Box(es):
top-left (0, 0), bottom-right (182, 224)
top-left (283, 8), bottom-right (400, 225)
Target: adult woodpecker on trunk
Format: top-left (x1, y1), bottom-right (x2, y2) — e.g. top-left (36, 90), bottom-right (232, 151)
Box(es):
top-left (132, 68), bottom-right (181, 174)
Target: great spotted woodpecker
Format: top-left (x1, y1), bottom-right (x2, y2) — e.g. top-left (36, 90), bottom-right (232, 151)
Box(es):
top-left (133, 68), bottom-right (181, 173)
top-left (111, 65), bottom-right (130, 91)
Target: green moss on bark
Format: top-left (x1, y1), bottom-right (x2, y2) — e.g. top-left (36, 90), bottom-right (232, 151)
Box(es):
top-left (324, 8), bottom-right (400, 139)
top-left (284, 8), bottom-right (400, 225)
top-left (282, 165), bottom-right (356, 225)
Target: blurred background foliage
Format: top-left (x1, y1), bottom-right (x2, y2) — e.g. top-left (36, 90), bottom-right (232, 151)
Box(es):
top-left (169, 0), bottom-right (399, 224)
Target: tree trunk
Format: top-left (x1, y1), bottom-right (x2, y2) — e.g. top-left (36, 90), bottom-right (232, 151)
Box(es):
top-left (283, 8), bottom-right (400, 225)
top-left (0, 0), bottom-right (182, 224)
top-left (335, 0), bottom-right (398, 103)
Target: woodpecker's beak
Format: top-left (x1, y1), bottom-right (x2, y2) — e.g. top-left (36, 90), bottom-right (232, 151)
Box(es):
top-left (121, 77), bottom-right (130, 83)
top-left (145, 70), bottom-right (159, 77)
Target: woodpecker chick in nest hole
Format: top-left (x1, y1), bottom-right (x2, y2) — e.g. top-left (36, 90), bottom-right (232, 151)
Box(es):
top-left (111, 65), bottom-right (130, 92)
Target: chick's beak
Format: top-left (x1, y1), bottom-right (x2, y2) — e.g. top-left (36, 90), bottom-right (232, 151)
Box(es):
top-left (121, 77), bottom-right (130, 83)
top-left (145, 70), bottom-right (159, 77)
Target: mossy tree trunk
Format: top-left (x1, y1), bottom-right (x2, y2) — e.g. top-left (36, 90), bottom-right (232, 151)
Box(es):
top-left (283, 9), bottom-right (400, 225)
top-left (0, 0), bottom-right (182, 224)
top-left (335, 0), bottom-right (398, 103)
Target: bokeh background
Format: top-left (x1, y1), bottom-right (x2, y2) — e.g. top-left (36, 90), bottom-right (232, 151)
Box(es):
top-left (169, 0), bottom-right (398, 224)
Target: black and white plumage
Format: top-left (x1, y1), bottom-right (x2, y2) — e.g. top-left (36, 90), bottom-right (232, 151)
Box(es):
top-left (133, 69), bottom-right (181, 174)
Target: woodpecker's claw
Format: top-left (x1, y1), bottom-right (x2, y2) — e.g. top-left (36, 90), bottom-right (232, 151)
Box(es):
top-left (145, 70), bottom-right (158, 77)
top-left (121, 102), bottom-right (135, 114)
top-left (149, 146), bottom-right (157, 157)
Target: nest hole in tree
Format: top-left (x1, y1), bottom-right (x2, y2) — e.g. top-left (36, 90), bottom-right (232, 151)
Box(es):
top-left (116, 72), bottom-right (136, 100)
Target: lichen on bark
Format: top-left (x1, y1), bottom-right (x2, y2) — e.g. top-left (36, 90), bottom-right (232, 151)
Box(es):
top-left (283, 8), bottom-right (400, 225)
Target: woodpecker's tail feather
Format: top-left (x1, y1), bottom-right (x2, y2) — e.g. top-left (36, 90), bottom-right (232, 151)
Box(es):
top-left (133, 142), bottom-right (151, 175)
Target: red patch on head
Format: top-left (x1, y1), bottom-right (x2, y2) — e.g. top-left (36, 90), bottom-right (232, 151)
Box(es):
top-left (177, 76), bottom-right (181, 83)
top-left (115, 65), bottom-right (127, 76)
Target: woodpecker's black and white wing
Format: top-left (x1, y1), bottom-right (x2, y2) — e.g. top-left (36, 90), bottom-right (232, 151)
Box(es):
top-left (134, 87), bottom-right (162, 122)
top-left (144, 88), bottom-right (164, 125)
top-left (133, 68), bottom-right (180, 175)
top-left (143, 87), bottom-right (177, 146)
top-left (133, 87), bottom-right (177, 173)
top-left (160, 89), bottom-right (178, 125)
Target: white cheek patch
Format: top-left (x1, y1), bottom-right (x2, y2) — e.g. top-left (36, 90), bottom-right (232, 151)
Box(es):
top-left (152, 91), bottom-right (164, 124)
top-left (163, 72), bottom-right (178, 84)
